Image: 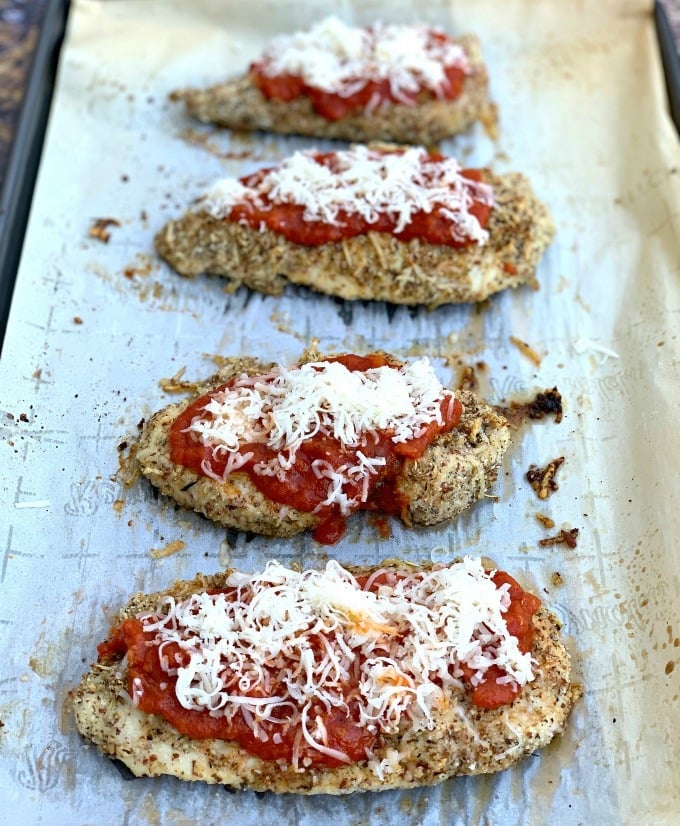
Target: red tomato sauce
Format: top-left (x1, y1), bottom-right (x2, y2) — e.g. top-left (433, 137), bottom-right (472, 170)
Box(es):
top-left (168, 354), bottom-right (462, 544)
top-left (250, 32), bottom-right (467, 121)
top-left (459, 571), bottom-right (542, 709)
top-left (97, 568), bottom-right (541, 765)
top-left (227, 154), bottom-right (490, 248)
top-left (98, 618), bottom-right (374, 767)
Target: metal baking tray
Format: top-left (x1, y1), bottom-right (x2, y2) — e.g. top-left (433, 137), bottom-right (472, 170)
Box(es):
top-left (0, 2), bottom-right (679, 823)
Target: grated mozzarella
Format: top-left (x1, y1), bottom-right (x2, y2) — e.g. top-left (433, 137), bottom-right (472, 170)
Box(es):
top-left (186, 357), bottom-right (454, 510)
top-left (254, 17), bottom-right (471, 101)
top-left (137, 557), bottom-right (536, 769)
top-left (202, 145), bottom-right (494, 246)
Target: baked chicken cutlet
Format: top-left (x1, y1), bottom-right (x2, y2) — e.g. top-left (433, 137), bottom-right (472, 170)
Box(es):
top-left (134, 350), bottom-right (510, 544)
top-left (156, 144), bottom-right (555, 308)
top-left (172, 17), bottom-right (494, 145)
top-left (74, 557), bottom-right (579, 793)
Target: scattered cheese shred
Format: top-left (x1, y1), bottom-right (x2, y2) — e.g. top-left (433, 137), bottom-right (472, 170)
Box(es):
top-left (138, 558), bottom-right (535, 769)
top-left (203, 146), bottom-right (494, 246)
top-left (255, 17), bottom-right (470, 100)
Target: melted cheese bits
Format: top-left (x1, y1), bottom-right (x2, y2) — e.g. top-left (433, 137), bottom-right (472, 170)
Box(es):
top-left (255, 17), bottom-right (470, 100)
top-left (203, 146), bottom-right (494, 245)
top-left (186, 358), bottom-right (453, 510)
top-left (139, 558), bottom-right (536, 768)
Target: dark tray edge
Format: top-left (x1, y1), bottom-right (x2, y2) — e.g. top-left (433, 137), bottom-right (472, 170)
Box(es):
top-left (655, 1), bottom-right (680, 134)
top-left (0, 0), bottom-right (71, 357)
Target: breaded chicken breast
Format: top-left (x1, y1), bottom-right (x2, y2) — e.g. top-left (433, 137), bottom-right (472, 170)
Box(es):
top-left (74, 558), bottom-right (579, 793)
top-left (134, 351), bottom-right (511, 542)
top-left (172, 21), bottom-right (493, 145)
top-left (156, 146), bottom-right (554, 308)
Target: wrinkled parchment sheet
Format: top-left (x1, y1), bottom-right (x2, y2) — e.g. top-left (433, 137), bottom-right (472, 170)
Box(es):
top-left (0, 0), bottom-right (678, 823)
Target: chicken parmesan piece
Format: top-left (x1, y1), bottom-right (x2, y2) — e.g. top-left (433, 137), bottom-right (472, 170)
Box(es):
top-left (155, 145), bottom-right (554, 308)
top-left (134, 350), bottom-right (510, 543)
top-left (74, 557), bottom-right (578, 793)
top-left (172, 18), bottom-right (493, 145)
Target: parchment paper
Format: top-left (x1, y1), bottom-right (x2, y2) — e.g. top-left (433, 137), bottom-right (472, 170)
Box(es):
top-left (0, 1), bottom-right (678, 823)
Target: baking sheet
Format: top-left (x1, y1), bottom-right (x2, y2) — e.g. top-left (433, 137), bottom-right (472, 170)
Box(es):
top-left (1, 0), bottom-right (679, 823)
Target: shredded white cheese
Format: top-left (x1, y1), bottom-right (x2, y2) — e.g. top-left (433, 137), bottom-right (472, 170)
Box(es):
top-left (186, 357), bottom-right (454, 512)
top-left (255, 17), bottom-right (470, 101)
top-left (202, 145), bottom-right (494, 245)
top-left (138, 558), bottom-right (536, 770)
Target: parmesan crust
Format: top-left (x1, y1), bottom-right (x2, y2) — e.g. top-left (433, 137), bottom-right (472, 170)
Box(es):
top-left (133, 352), bottom-right (510, 538)
top-left (73, 561), bottom-right (579, 794)
top-left (171, 34), bottom-right (492, 146)
top-left (155, 170), bottom-right (554, 308)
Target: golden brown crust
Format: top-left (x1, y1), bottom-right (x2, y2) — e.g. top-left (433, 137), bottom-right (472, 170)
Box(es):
top-left (155, 170), bottom-right (554, 309)
top-left (73, 564), bottom-right (578, 793)
top-left (133, 353), bottom-right (510, 538)
top-left (172, 35), bottom-right (493, 146)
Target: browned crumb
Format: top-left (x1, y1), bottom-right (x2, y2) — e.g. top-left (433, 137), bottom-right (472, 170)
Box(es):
top-left (570, 683), bottom-right (584, 703)
top-left (539, 528), bottom-right (579, 549)
top-left (503, 387), bottom-right (563, 427)
top-left (369, 515), bottom-right (392, 540)
top-left (177, 127), bottom-right (266, 163)
top-left (535, 513), bottom-right (555, 529)
top-left (73, 316), bottom-right (83, 325)
top-left (551, 572), bottom-right (564, 587)
top-left (150, 540), bottom-right (186, 559)
top-left (509, 336), bottom-right (543, 366)
top-left (457, 365), bottom-right (477, 393)
top-left (158, 368), bottom-right (203, 394)
top-left (89, 218), bottom-right (120, 243)
top-left (117, 440), bottom-right (141, 488)
top-left (526, 388), bottom-right (563, 422)
top-left (527, 457), bottom-right (565, 500)
top-left (123, 254), bottom-right (154, 279)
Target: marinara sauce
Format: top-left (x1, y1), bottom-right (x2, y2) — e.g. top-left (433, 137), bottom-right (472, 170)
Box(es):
top-left (459, 571), bottom-right (542, 709)
top-left (226, 153), bottom-right (491, 248)
top-left (98, 616), bottom-right (374, 767)
top-left (97, 568), bottom-right (541, 766)
top-left (250, 31), bottom-right (467, 121)
top-left (168, 354), bottom-right (462, 544)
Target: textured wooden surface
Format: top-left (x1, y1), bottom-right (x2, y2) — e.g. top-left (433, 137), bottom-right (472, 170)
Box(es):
top-left (0, 0), bottom-right (47, 184)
